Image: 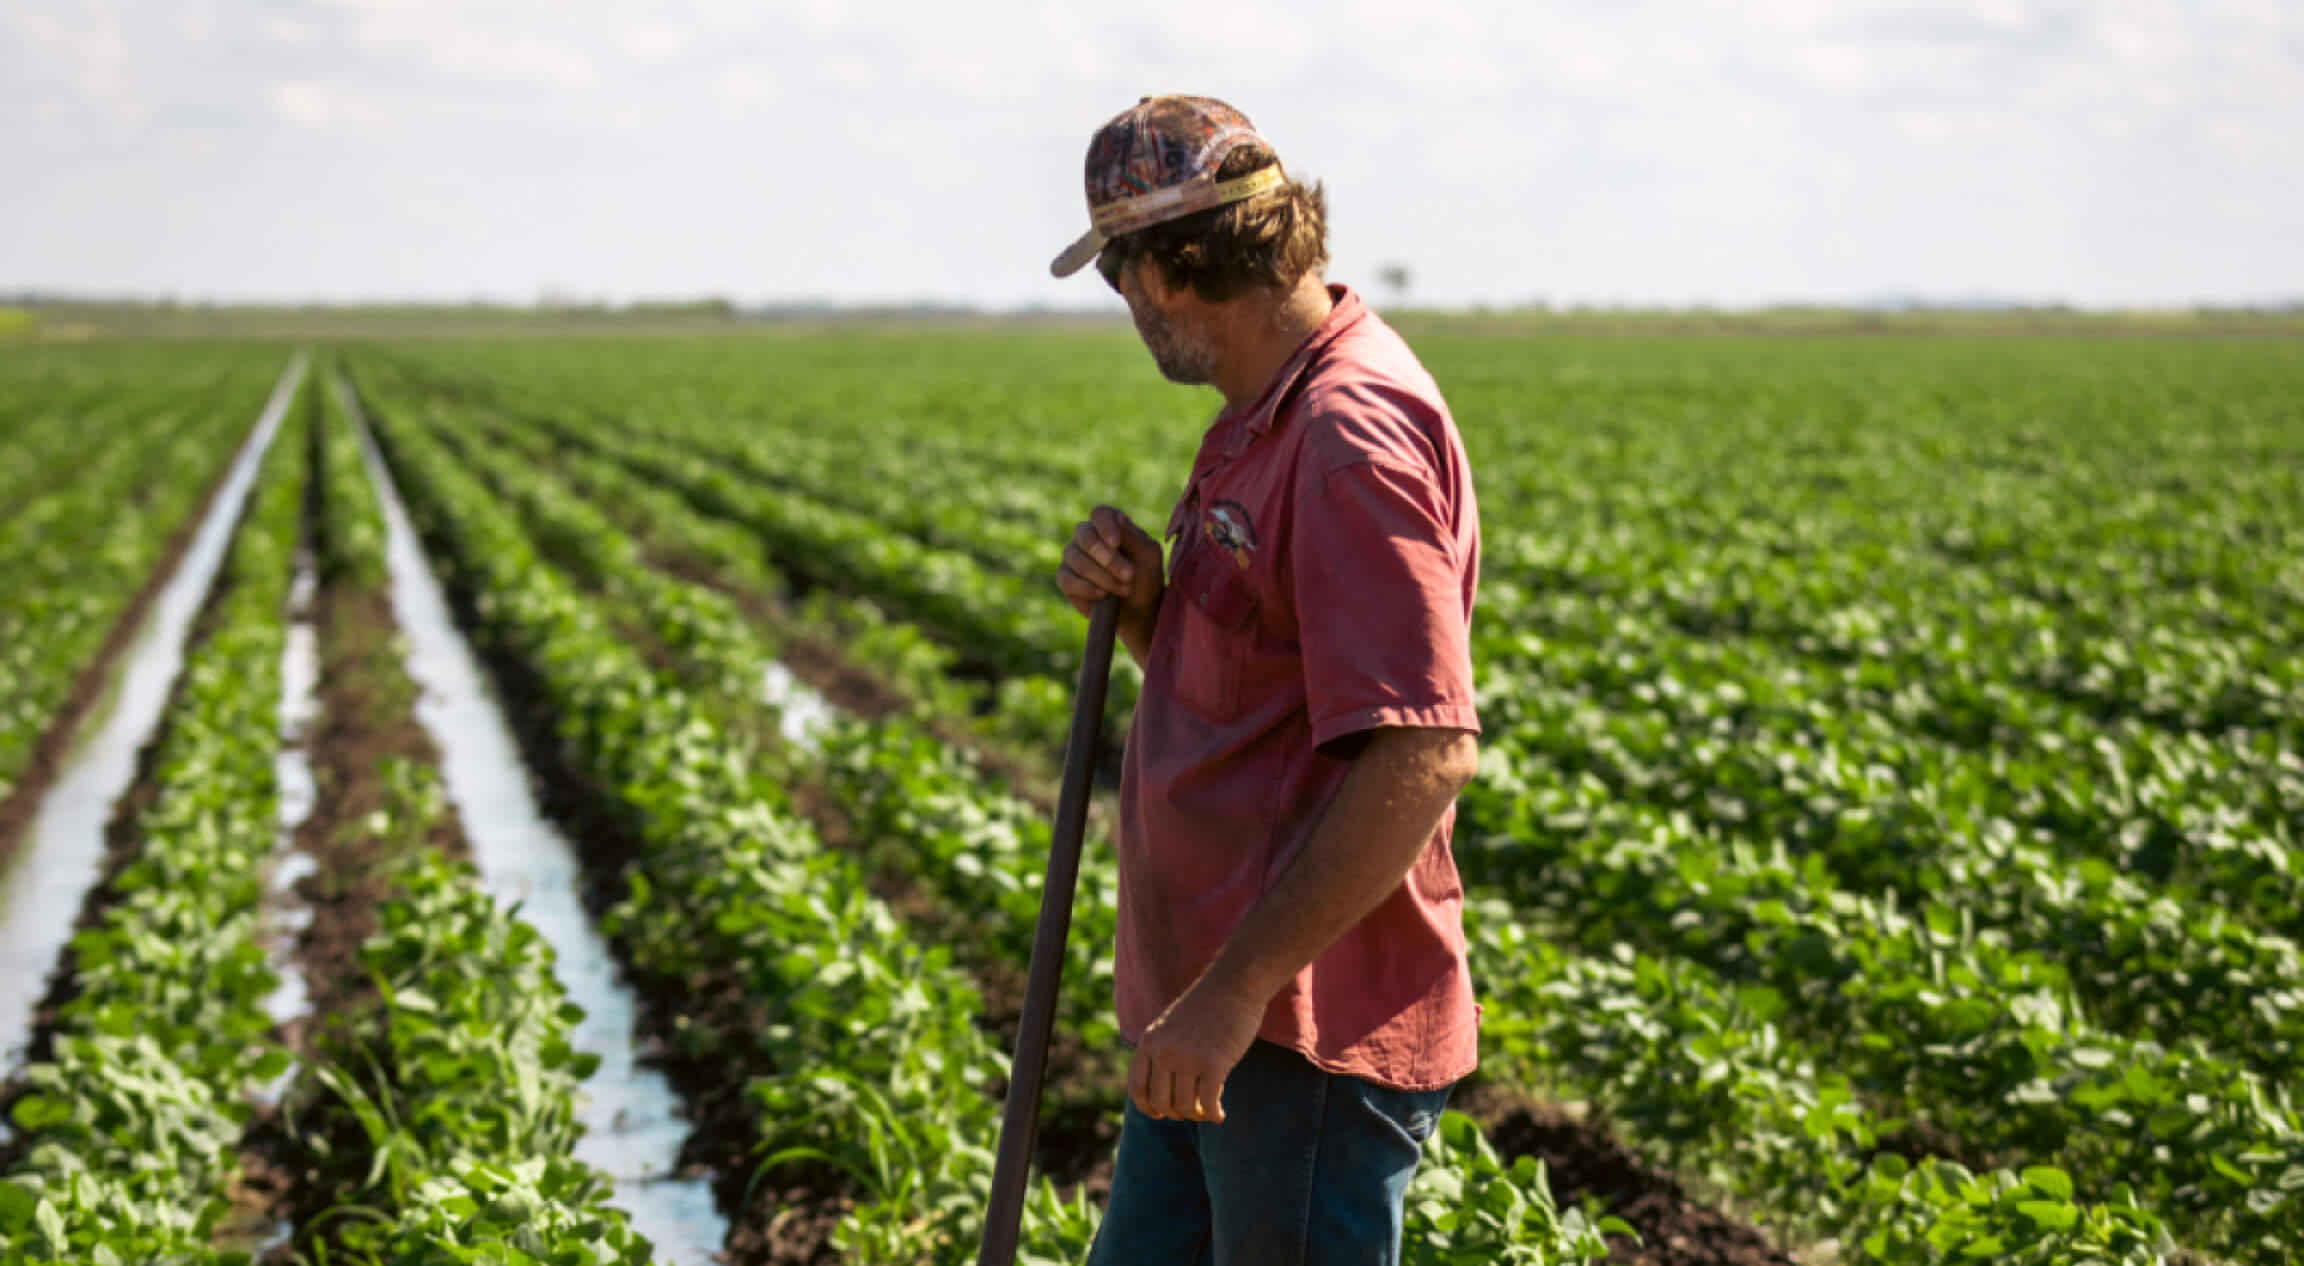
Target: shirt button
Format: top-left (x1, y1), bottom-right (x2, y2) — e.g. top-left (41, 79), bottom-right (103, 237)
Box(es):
top-left (1200, 589), bottom-right (1210, 601)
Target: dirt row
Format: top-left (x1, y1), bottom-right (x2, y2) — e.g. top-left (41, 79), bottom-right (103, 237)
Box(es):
top-left (236, 569), bottom-right (478, 1259)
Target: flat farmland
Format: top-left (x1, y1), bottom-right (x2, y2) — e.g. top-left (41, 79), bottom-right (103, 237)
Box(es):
top-left (0, 329), bottom-right (2299, 1265)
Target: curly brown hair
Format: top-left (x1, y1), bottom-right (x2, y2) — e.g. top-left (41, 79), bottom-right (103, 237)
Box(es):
top-left (1099, 144), bottom-right (1328, 303)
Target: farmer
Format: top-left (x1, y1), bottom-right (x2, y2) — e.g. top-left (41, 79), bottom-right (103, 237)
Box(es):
top-left (1051, 95), bottom-right (1482, 1265)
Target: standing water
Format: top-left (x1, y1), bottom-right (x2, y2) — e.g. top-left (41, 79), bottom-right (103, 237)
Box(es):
top-left (760, 661), bottom-right (837, 749)
top-left (0, 354), bottom-right (308, 1077)
top-left (336, 378), bottom-right (726, 1263)
top-left (239, 552), bottom-right (323, 1257)
top-left (258, 556), bottom-right (323, 1082)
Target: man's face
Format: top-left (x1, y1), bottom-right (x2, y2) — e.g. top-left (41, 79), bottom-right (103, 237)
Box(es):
top-left (1118, 258), bottom-right (1221, 386)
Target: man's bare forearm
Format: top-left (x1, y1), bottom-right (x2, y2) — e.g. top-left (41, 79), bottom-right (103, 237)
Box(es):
top-left (1193, 726), bottom-right (1477, 1009)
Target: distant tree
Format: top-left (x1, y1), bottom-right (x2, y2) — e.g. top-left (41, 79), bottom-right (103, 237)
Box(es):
top-left (1378, 263), bottom-right (1412, 303)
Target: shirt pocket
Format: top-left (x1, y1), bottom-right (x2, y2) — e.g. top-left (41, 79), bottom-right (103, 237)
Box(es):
top-left (1172, 550), bottom-right (1259, 723)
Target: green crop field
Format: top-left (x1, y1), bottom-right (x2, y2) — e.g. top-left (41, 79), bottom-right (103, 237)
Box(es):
top-left (0, 330), bottom-right (2299, 1265)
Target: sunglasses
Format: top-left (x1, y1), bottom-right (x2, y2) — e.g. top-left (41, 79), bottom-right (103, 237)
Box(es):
top-left (1096, 246), bottom-right (1129, 294)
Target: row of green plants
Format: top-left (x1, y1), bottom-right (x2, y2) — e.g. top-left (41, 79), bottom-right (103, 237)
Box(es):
top-left (1478, 584), bottom-right (2303, 931)
top-left (1479, 517), bottom-right (2298, 750)
top-left (290, 369), bottom-right (667, 1263)
top-left (383, 352), bottom-right (2304, 1151)
top-left (356, 369), bottom-right (1632, 1263)
top-left (0, 354), bottom-right (286, 803)
top-left (438, 394), bottom-right (1055, 754)
top-left (0, 381), bottom-right (308, 1263)
top-left (349, 355), bottom-right (1138, 734)
top-left (1431, 337), bottom-right (2304, 645)
top-left (380, 367), bottom-right (2201, 1265)
top-left (0, 360), bottom-right (230, 516)
top-left (352, 369), bottom-right (1119, 1264)
top-left (467, 365), bottom-right (2304, 1196)
top-left (300, 780), bottom-right (661, 1265)
top-left (1462, 589), bottom-right (2304, 1059)
top-left (361, 340), bottom-right (2301, 712)
top-left (1469, 921), bottom-right (2175, 1263)
top-left (1463, 751), bottom-right (2302, 1263)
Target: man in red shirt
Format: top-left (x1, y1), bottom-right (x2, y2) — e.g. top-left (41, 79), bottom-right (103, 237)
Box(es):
top-left (1051, 96), bottom-right (1482, 1265)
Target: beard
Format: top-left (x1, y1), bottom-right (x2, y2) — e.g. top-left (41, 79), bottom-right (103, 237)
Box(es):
top-left (1129, 296), bottom-right (1220, 385)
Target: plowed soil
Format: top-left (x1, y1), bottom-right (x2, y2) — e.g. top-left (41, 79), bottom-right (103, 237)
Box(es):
top-left (242, 570), bottom-right (475, 1258)
top-left (1454, 1083), bottom-right (1800, 1266)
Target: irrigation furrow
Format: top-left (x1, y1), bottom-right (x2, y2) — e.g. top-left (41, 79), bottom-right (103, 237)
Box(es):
top-left (335, 375), bottom-right (727, 1262)
top-left (0, 351), bottom-right (307, 1073)
top-left (0, 367), bottom-right (308, 1259)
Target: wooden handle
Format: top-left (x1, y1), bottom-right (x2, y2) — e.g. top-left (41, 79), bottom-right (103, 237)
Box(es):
top-left (976, 595), bottom-right (1122, 1266)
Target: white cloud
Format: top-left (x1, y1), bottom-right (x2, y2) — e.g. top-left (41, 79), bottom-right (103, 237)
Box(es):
top-left (622, 23), bottom-right (691, 62)
top-left (269, 78), bottom-right (389, 132)
top-left (425, 31), bottom-right (596, 88)
top-left (5, 1), bottom-right (141, 121)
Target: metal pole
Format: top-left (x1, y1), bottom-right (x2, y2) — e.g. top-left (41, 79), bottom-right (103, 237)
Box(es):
top-left (976, 595), bottom-right (1122, 1266)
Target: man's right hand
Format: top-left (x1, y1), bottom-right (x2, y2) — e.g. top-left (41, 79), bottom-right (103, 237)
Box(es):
top-left (1058, 505), bottom-right (1164, 663)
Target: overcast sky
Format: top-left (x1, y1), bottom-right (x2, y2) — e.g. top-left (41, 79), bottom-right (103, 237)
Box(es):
top-left (4, 0), bottom-right (2300, 310)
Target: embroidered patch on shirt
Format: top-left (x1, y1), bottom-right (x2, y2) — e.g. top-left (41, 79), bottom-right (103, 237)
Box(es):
top-left (1204, 499), bottom-right (1259, 568)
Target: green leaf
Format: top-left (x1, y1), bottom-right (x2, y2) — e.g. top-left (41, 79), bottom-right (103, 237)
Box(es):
top-left (9, 1096), bottom-right (68, 1131)
top-left (2020, 1166), bottom-right (2074, 1200)
top-left (2145, 1104), bottom-right (2193, 1138)
top-left (0, 1183), bottom-right (35, 1234)
top-left (2017, 1200), bottom-right (2079, 1230)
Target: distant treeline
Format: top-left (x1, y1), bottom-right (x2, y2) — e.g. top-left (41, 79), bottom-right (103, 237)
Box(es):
top-left (4, 293), bottom-right (2301, 342)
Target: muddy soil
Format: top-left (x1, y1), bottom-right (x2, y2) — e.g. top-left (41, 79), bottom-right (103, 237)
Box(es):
top-left (289, 586), bottom-right (473, 1015)
top-left (1454, 1083), bottom-right (1800, 1266)
top-left (240, 574), bottom-right (478, 1256)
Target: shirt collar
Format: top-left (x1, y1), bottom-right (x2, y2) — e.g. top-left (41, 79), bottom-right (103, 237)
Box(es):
top-left (1219, 283), bottom-right (1365, 444)
top-left (1166, 285), bottom-right (1366, 541)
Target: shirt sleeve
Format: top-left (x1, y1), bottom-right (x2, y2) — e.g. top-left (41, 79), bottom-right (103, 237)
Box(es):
top-left (1290, 456), bottom-right (1480, 758)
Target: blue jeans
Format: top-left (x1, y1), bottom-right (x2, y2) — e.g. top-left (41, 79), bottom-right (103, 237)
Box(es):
top-left (1085, 1039), bottom-right (1454, 1266)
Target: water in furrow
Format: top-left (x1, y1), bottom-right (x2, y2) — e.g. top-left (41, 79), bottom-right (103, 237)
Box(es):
top-left (339, 377), bottom-right (726, 1264)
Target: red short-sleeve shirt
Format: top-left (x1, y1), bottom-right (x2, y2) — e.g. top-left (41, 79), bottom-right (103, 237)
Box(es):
top-left (1116, 285), bottom-right (1481, 1091)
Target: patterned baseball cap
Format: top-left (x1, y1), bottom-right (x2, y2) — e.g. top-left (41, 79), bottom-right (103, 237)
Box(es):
top-left (1049, 95), bottom-right (1288, 279)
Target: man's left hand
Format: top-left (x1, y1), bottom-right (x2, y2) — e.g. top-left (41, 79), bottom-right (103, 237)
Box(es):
top-left (1126, 974), bottom-right (1265, 1123)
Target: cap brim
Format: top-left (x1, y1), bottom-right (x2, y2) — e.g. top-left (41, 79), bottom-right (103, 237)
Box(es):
top-left (1049, 226), bottom-right (1106, 279)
